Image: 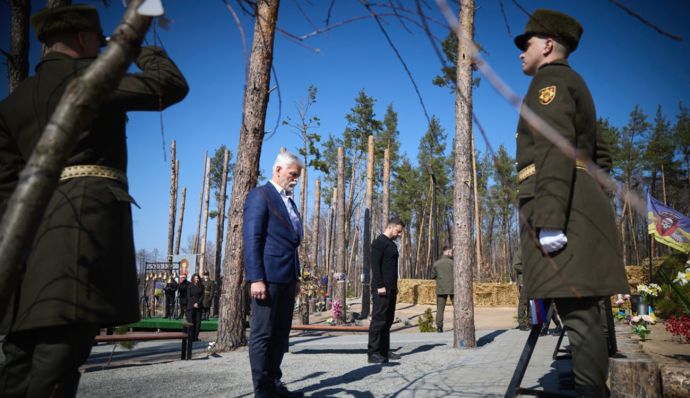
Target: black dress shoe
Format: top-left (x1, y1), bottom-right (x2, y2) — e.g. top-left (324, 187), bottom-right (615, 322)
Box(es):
top-left (274, 380), bottom-right (304, 398)
top-left (387, 352), bottom-right (402, 360)
top-left (367, 353), bottom-right (388, 364)
top-left (437, 326), bottom-right (443, 333)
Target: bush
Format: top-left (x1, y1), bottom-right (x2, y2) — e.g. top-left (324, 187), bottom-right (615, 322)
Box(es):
top-left (653, 253), bottom-right (690, 318)
top-left (418, 308), bottom-right (435, 332)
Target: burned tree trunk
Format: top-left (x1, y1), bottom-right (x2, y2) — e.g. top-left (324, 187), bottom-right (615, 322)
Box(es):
top-left (334, 147), bottom-right (347, 324)
top-left (213, 149), bottom-right (229, 315)
top-left (452, 0), bottom-right (477, 349)
top-left (7, 0), bottom-right (31, 92)
top-left (361, 135), bottom-right (375, 318)
top-left (471, 133), bottom-right (482, 281)
top-left (199, 156), bottom-right (212, 275)
top-left (216, 0), bottom-right (280, 351)
top-left (193, 153), bottom-right (208, 254)
top-left (167, 140), bottom-right (178, 261)
top-left (382, 146), bottom-right (390, 229)
top-left (174, 185), bottom-right (186, 255)
top-left (0, 0), bottom-right (153, 310)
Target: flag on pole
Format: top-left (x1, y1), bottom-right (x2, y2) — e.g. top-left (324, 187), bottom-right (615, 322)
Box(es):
top-left (647, 193), bottom-right (690, 253)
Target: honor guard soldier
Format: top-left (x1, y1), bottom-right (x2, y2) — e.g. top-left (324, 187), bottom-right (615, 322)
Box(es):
top-left (0, 4), bottom-right (188, 396)
top-left (513, 9), bottom-right (629, 397)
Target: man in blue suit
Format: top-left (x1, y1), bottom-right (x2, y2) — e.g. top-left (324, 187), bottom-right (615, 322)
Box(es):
top-left (244, 151), bottom-right (304, 398)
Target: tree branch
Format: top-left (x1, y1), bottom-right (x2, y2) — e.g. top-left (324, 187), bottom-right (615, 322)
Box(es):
top-left (608, 0), bottom-right (682, 41)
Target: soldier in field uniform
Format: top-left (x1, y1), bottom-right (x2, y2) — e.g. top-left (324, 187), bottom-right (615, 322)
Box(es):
top-left (514, 9), bottom-right (629, 397)
top-left (0, 5), bottom-right (188, 396)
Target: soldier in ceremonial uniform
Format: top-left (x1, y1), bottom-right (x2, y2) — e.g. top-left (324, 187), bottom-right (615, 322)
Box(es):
top-left (513, 9), bottom-right (629, 397)
top-left (0, 5), bottom-right (188, 396)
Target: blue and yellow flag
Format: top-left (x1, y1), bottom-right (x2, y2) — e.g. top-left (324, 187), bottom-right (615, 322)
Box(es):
top-left (647, 193), bottom-right (690, 253)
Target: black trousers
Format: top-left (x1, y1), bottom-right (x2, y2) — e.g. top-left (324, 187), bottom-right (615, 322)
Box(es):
top-left (249, 281), bottom-right (296, 398)
top-left (0, 324), bottom-right (98, 398)
top-left (165, 295), bottom-right (175, 318)
top-left (177, 300), bottom-right (187, 319)
top-left (186, 307), bottom-right (202, 340)
top-left (368, 288), bottom-right (397, 356)
top-left (555, 297), bottom-right (608, 395)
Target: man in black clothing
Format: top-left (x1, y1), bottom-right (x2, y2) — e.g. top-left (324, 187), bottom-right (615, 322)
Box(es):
top-left (367, 217), bottom-right (405, 364)
top-left (177, 274), bottom-right (189, 319)
top-left (164, 277), bottom-right (178, 319)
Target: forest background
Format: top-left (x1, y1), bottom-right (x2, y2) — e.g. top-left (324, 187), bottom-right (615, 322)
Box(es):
top-left (1, 0), bottom-right (689, 283)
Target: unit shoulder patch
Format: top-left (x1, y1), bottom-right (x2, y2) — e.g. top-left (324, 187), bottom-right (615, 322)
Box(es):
top-left (538, 85), bottom-right (557, 105)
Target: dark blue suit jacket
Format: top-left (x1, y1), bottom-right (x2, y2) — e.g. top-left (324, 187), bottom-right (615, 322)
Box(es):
top-left (243, 182), bottom-right (302, 283)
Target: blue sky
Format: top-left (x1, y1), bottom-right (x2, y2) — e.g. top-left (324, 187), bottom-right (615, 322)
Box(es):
top-left (1, 0), bottom-right (689, 257)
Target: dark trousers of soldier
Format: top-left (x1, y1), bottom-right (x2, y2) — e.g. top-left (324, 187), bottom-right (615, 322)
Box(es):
top-left (0, 324), bottom-right (98, 398)
top-left (368, 289), bottom-right (397, 356)
top-left (436, 294), bottom-right (453, 328)
top-left (165, 295), bottom-right (175, 318)
top-left (554, 297), bottom-right (609, 396)
top-left (186, 307), bottom-right (202, 340)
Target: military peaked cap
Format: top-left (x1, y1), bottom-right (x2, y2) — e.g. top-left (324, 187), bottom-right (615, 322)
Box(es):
top-left (31, 4), bottom-right (106, 46)
top-left (514, 9), bottom-right (583, 53)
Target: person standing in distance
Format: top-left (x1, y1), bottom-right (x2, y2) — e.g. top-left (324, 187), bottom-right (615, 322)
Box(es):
top-left (513, 9), bottom-right (629, 397)
top-left (0, 4), bottom-right (188, 397)
top-left (431, 246), bottom-right (454, 333)
top-left (243, 151), bottom-right (304, 398)
top-left (367, 217), bottom-right (405, 364)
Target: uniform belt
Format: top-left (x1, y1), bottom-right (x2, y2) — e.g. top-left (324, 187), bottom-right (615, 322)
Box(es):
top-left (60, 165), bottom-right (128, 185)
top-left (517, 160), bottom-right (588, 184)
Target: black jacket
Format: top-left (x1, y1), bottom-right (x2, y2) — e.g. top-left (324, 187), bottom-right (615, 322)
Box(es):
top-left (178, 280), bottom-right (190, 303)
top-left (186, 283), bottom-right (204, 310)
top-left (370, 234), bottom-right (399, 290)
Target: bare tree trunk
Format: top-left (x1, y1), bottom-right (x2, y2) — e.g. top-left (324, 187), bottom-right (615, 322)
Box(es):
top-left (193, 153), bottom-right (208, 254)
top-left (426, 177), bottom-right (435, 278)
top-left (452, 0), bottom-right (477, 348)
top-left (415, 206), bottom-right (426, 278)
top-left (174, 185), bottom-right (186, 255)
top-left (6, 0), bottom-right (30, 92)
top-left (311, 179), bottom-right (321, 271)
top-left (167, 140), bottom-right (177, 261)
top-left (298, 167), bottom-right (309, 269)
top-left (216, 0), bottom-right (280, 352)
top-left (620, 195), bottom-right (628, 265)
top-left (212, 149), bottom-right (229, 315)
top-left (0, 0), bottom-right (152, 310)
top-left (335, 147), bottom-right (347, 323)
top-left (199, 156), bottom-right (212, 275)
top-left (361, 136), bottom-right (374, 318)
top-left (325, 191), bottom-right (336, 298)
top-left (345, 154), bottom-right (359, 243)
top-left (471, 133), bottom-right (482, 281)
top-left (382, 146), bottom-right (390, 229)
top-left (399, 229), bottom-right (407, 278)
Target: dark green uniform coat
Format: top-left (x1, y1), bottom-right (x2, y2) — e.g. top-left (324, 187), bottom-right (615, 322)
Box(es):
top-left (0, 46), bottom-right (189, 333)
top-left (431, 256), bottom-right (454, 295)
top-left (516, 59), bottom-right (628, 299)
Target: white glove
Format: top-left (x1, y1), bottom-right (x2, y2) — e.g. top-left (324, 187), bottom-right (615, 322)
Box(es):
top-left (539, 229), bottom-right (567, 253)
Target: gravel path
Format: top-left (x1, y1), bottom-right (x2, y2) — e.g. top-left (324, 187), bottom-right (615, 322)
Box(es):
top-left (78, 329), bottom-right (571, 397)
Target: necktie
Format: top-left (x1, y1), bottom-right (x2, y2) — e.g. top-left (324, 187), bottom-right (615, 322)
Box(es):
top-left (288, 197), bottom-right (302, 236)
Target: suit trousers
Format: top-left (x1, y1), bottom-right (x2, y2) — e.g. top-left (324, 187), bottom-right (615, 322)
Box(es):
top-left (0, 324), bottom-right (98, 398)
top-left (554, 297), bottom-right (609, 395)
top-left (368, 289), bottom-right (397, 356)
top-left (436, 294), bottom-right (453, 328)
top-left (249, 281), bottom-right (296, 397)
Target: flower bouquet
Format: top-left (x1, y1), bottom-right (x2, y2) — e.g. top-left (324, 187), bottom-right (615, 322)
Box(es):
top-left (629, 314), bottom-right (656, 341)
